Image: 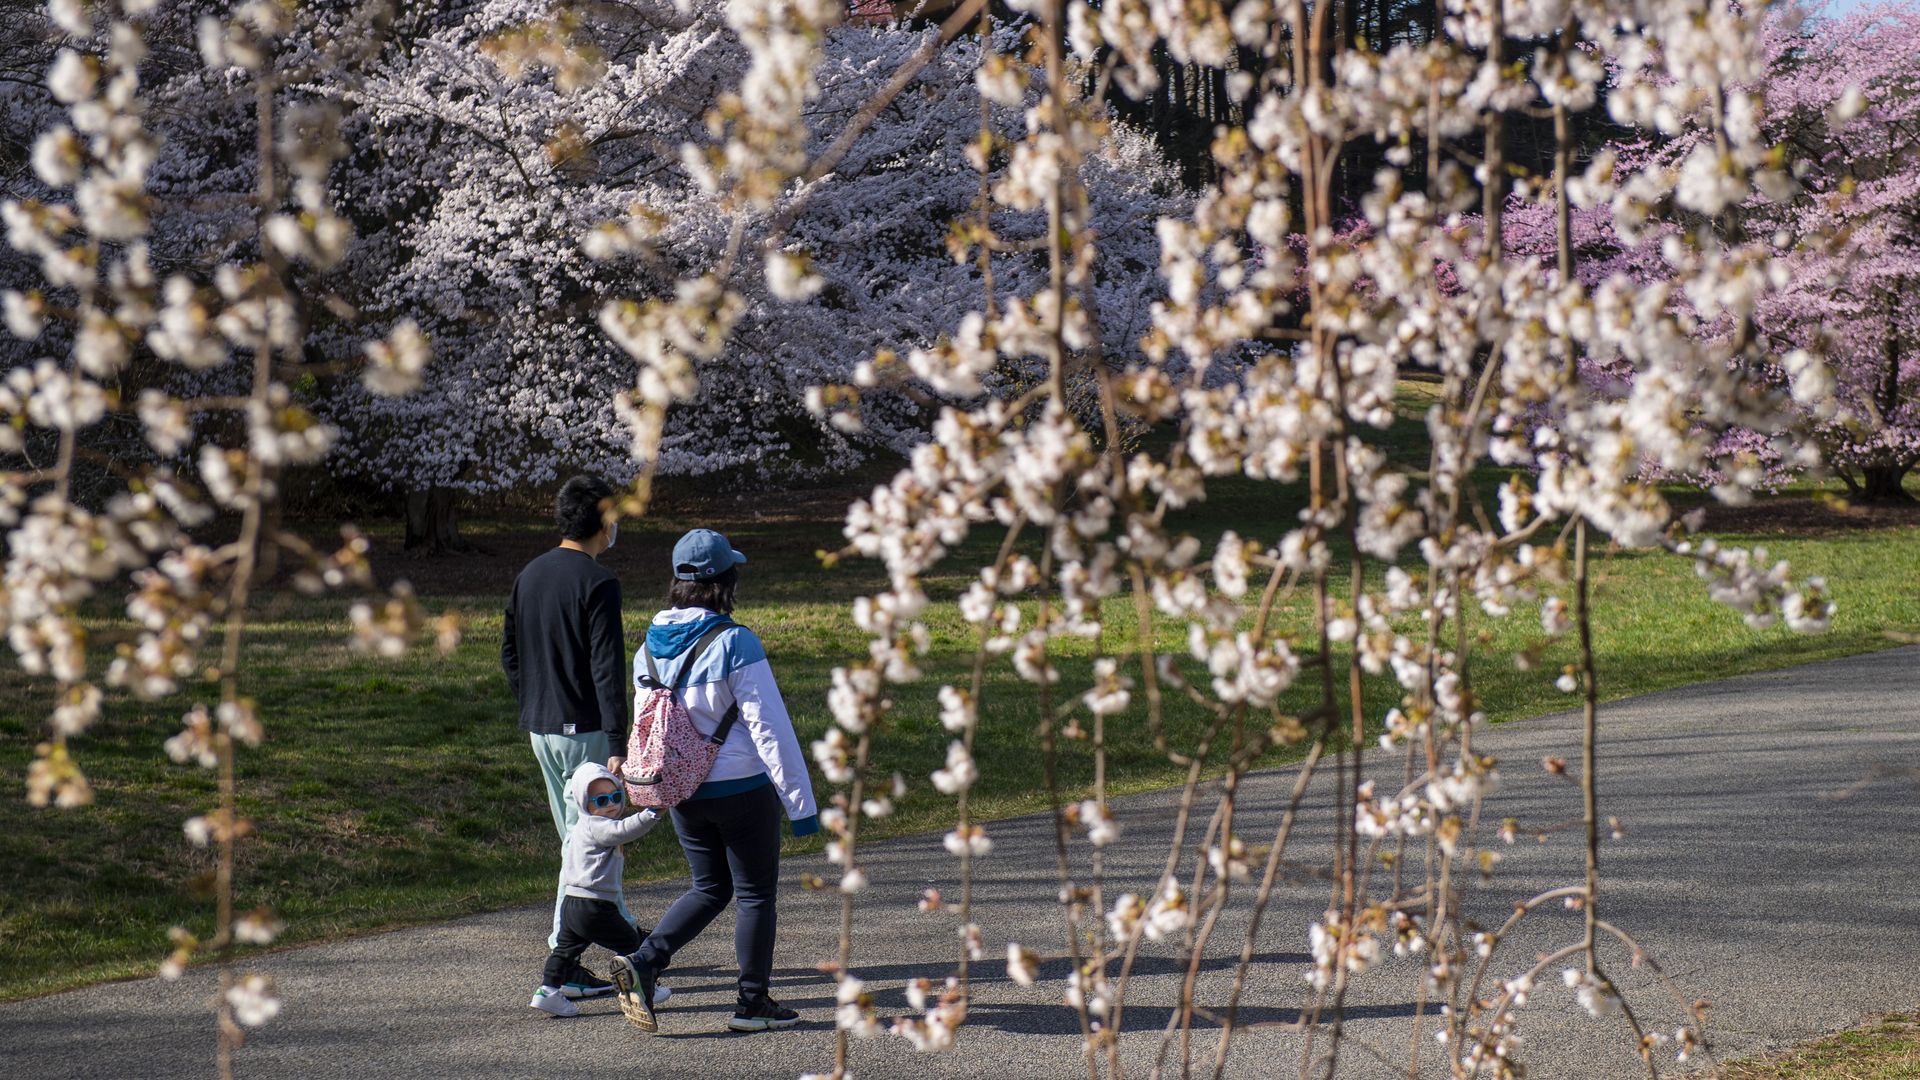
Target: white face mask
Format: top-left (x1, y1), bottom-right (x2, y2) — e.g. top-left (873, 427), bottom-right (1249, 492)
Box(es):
top-left (606, 520), bottom-right (618, 550)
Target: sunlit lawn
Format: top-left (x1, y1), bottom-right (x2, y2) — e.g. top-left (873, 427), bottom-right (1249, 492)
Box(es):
top-left (4, 383), bottom-right (1918, 1000)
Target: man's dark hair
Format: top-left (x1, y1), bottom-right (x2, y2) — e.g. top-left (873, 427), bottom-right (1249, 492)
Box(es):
top-left (555, 475), bottom-right (615, 541)
top-left (668, 567), bottom-right (738, 614)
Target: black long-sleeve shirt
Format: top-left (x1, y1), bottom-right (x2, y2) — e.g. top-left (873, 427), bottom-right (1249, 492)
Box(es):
top-left (502, 547), bottom-right (626, 741)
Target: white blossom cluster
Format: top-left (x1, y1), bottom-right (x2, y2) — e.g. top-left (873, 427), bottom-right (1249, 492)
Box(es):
top-left (770, 0), bottom-right (1839, 1075)
top-left (2, 0), bottom-right (449, 1058)
top-left (1306, 911), bottom-right (1382, 992)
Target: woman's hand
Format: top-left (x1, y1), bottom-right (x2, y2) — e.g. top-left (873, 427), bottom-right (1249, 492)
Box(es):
top-left (608, 755), bottom-right (625, 777)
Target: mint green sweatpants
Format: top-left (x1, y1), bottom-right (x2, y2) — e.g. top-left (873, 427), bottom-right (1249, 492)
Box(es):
top-left (530, 730), bottom-right (637, 948)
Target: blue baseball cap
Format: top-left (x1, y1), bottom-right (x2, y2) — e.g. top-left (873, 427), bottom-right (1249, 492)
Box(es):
top-left (672, 528), bottom-right (747, 581)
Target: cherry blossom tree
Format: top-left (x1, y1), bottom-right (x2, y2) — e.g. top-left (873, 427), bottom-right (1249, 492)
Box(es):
top-left (1494, 1), bottom-right (1920, 501)
top-left (1756, 1), bottom-right (1920, 501)
top-left (766, 0), bottom-right (1839, 1076)
top-left (4, 0), bottom-right (1188, 551)
top-left (307, 0), bottom-right (1184, 549)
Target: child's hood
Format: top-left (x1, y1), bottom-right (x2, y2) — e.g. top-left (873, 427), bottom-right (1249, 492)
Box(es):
top-left (566, 762), bottom-right (622, 819)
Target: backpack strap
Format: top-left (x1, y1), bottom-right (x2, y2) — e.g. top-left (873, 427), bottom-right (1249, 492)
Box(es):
top-left (641, 621), bottom-right (743, 747)
top-left (672, 622), bottom-right (733, 689)
top-left (638, 621), bottom-right (731, 690)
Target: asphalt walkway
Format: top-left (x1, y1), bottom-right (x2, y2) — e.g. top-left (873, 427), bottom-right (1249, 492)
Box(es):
top-left (3, 646), bottom-right (1917, 1079)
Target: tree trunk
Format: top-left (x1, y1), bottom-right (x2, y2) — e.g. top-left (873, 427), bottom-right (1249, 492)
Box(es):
top-left (404, 486), bottom-right (472, 554)
top-left (1857, 464), bottom-right (1916, 504)
top-left (1852, 296), bottom-right (1915, 503)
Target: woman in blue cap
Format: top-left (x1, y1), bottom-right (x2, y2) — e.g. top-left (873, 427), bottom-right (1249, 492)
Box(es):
top-left (611, 528), bottom-right (819, 1034)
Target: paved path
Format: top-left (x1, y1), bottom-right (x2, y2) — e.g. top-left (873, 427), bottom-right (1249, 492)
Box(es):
top-left (4, 647), bottom-right (1918, 1079)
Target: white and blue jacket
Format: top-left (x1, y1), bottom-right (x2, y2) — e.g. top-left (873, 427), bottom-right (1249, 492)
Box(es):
top-left (637, 607), bottom-right (819, 835)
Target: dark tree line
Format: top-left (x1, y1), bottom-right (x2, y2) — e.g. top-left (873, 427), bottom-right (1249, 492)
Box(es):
top-left (1091, 0), bottom-right (1624, 208)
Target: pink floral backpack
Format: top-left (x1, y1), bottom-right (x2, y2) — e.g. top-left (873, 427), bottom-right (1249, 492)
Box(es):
top-left (621, 622), bottom-right (740, 808)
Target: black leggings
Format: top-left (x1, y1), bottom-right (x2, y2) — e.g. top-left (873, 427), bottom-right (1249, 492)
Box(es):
top-left (543, 897), bottom-right (642, 988)
top-left (632, 781), bottom-right (782, 1004)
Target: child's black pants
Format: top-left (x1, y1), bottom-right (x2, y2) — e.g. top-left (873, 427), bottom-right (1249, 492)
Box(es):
top-left (543, 896), bottom-right (641, 987)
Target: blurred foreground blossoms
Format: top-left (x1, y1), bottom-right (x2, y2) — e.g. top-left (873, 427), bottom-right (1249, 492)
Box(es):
top-left (739, 0), bottom-right (1843, 1078)
top-left (1, 0), bottom-right (1866, 1075)
top-left (2, 0), bottom-right (449, 1072)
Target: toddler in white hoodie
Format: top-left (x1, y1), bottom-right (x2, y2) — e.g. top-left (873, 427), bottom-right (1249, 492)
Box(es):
top-left (529, 764), bottom-right (670, 1018)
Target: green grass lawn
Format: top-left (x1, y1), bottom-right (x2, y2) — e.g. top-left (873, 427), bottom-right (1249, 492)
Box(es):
top-left (4, 389), bottom-right (1918, 1001)
top-left (1723, 1014), bottom-right (1920, 1079)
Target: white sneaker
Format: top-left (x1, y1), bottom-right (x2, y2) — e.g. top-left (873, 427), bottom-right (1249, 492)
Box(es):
top-left (651, 984), bottom-right (673, 1006)
top-left (529, 986), bottom-right (580, 1018)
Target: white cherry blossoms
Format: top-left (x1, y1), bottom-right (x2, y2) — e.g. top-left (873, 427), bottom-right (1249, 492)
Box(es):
top-left (5, 5), bottom-right (446, 1056)
top-left (566, 0), bottom-right (1858, 1073)
top-left (1306, 910), bottom-right (1383, 993)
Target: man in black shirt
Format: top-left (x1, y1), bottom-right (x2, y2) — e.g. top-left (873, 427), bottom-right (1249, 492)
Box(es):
top-left (503, 475), bottom-right (635, 998)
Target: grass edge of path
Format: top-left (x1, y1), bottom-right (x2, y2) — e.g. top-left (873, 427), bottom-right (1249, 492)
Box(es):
top-left (1719, 1012), bottom-right (1920, 1079)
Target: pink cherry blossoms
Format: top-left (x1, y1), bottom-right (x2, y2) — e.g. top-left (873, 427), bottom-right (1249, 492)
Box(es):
top-left (1495, 1), bottom-right (1920, 501)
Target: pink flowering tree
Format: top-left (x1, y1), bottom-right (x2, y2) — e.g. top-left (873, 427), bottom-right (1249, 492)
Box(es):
top-left (1757, 1), bottom-right (1920, 501)
top-left (1496, 1), bottom-right (1920, 500)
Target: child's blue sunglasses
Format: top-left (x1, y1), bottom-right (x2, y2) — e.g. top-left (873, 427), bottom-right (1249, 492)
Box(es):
top-left (589, 790), bottom-right (625, 809)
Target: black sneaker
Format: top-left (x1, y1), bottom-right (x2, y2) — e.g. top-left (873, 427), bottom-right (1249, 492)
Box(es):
top-left (561, 964), bottom-right (615, 1000)
top-left (728, 997), bottom-right (800, 1032)
top-left (610, 954), bottom-right (659, 1033)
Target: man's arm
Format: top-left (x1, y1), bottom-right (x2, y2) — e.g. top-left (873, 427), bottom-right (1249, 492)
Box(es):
top-left (501, 582), bottom-right (521, 703)
top-left (587, 575), bottom-right (628, 765)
